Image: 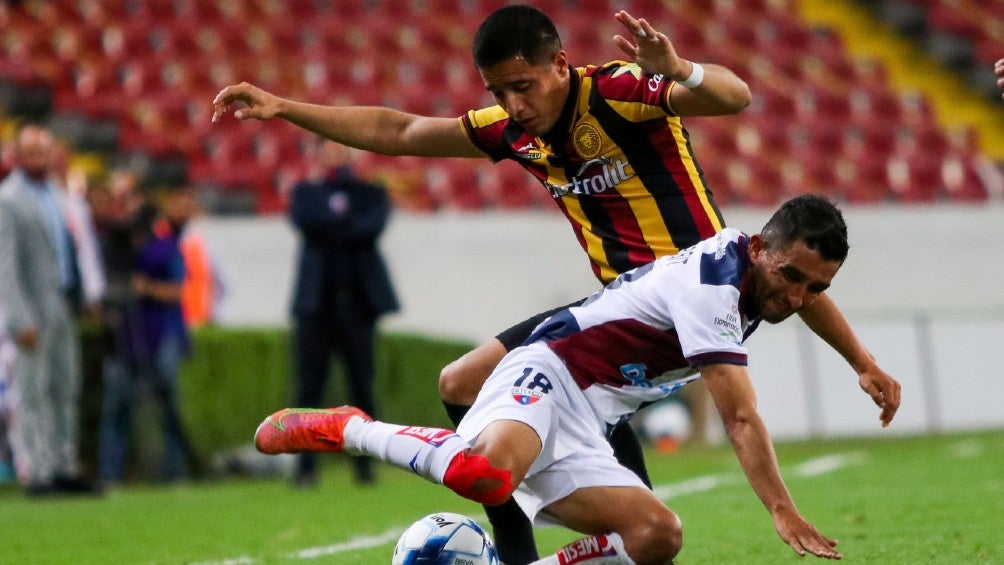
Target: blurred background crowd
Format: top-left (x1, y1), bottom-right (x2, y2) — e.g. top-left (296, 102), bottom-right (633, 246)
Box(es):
top-left (2, 0), bottom-right (1003, 215)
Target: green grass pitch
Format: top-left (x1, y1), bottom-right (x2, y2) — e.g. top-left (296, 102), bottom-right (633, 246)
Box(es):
top-left (1, 429), bottom-right (1000, 564)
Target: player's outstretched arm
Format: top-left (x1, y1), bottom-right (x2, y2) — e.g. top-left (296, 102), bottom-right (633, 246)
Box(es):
top-left (211, 82), bottom-right (483, 158)
top-left (995, 59), bottom-right (1004, 100)
top-left (612, 10), bottom-right (752, 116)
top-left (798, 294), bottom-right (901, 427)
top-left (701, 363), bottom-right (842, 560)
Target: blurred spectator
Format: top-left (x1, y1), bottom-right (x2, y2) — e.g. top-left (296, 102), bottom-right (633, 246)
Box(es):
top-left (88, 168), bottom-right (146, 366)
top-left (178, 195), bottom-right (227, 328)
top-left (0, 124), bottom-right (98, 496)
top-left (50, 139), bottom-right (106, 319)
top-left (288, 139), bottom-right (399, 487)
top-left (97, 186), bottom-right (196, 484)
top-left (0, 302), bottom-right (15, 483)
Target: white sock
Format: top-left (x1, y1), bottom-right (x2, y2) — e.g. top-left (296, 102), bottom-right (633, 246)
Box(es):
top-left (342, 418), bottom-right (468, 483)
top-left (530, 533), bottom-right (636, 565)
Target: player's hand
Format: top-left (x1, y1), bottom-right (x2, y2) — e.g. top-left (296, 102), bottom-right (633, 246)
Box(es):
top-left (858, 365), bottom-right (901, 427)
top-left (612, 10), bottom-right (689, 82)
top-left (212, 82), bottom-right (282, 123)
top-left (772, 508), bottom-right (841, 559)
top-left (995, 58), bottom-right (1004, 99)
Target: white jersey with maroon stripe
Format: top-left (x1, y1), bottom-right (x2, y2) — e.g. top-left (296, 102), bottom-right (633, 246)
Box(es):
top-left (524, 227), bottom-right (761, 429)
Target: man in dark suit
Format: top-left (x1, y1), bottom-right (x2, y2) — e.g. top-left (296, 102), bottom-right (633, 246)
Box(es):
top-left (288, 139), bottom-right (399, 486)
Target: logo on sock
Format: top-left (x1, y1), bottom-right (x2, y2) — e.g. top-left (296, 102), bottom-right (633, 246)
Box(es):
top-left (557, 534), bottom-right (617, 564)
top-left (397, 426), bottom-right (457, 447)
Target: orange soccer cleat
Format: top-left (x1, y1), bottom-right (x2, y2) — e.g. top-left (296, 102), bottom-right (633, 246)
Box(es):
top-left (254, 406), bottom-right (372, 454)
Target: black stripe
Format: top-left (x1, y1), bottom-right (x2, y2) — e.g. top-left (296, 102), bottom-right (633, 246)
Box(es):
top-left (680, 126), bottom-right (727, 228)
top-left (589, 85), bottom-right (713, 252)
top-left (551, 152), bottom-right (634, 275)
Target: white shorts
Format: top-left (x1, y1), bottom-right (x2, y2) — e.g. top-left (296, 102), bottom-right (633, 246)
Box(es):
top-left (456, 343), bottom-right (647, 527)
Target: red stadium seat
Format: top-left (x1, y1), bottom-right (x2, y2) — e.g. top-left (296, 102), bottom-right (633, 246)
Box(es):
top-left (425, 160), bottom-right (485, 211)
top-left (926, 1), bottom-right (982, 37)
top-left (837, 154), bottom-right (893, 204)
top-left (490, 161), bottom-right (549, 210)
top-left (940, 154), bottom-right (991, 203)
top-left (887, 153), bottom-right (943, 203)
top-left (0, 0), bottom-right (986, 214)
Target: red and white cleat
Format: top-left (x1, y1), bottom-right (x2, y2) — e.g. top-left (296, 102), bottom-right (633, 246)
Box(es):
top-left (254, 406), bottom-right (372, 454)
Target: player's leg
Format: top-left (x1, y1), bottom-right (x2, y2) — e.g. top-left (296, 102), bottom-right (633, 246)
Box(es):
top-left (532, 486), bottom-right (682, 565)
top-left (439, 337), bottom-right (507, 422)
top-left (254, 407), bottom-right (534, 506)
top-left (439, 308), bottom-right (566, 565)
top-left (439, 302), bottom-right (578, 417)
top-left (440, 300), bottom-right (652, 563)
top-left (255, 346), bottom-right (558, 505)
top-left (609, 419), bottom-right (652, 488)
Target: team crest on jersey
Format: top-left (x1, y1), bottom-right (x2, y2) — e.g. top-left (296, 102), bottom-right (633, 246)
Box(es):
top-left (511, 387), bottom-right (544, 405)
top-left (573, 123), bottom-right (602, 159)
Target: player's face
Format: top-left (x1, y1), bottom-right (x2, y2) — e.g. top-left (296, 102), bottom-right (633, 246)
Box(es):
top-left (478, 51), bottom-right (571, 137)
top-left (748, 236), bottom-right (842, 324)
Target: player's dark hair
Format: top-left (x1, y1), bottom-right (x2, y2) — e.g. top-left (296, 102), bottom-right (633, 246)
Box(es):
top-left (472, 5), bottom-right (562, 69)
top-left (761, 194), bottom-right (849, 263)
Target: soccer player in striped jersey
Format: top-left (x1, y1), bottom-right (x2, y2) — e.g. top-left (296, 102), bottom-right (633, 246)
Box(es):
top-left (213, 7), bottom-right (900, 563)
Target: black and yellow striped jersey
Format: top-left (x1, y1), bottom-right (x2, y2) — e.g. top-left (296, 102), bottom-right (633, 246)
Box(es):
top-left (461, 61), bottom-right (726, 284)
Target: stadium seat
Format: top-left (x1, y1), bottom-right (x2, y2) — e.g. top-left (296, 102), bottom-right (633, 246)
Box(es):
top-left (431, 160), bottom-right (486, 211)
top-left (940, 154), bottom-right (991, 202)
top-left (886, 153), bottom-right (943, 203)
top-left (1, 0), bottom-right (990, 213)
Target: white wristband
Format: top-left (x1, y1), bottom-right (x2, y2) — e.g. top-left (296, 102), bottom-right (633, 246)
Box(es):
top-left (678, 62), bottom-right (704, 89)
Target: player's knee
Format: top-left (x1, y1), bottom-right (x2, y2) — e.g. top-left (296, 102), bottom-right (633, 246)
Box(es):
top-left (438, 357), bottom-right (484, 406)
top-left (622, 506), bottom-right (683, 563)
top-left (442, 451), bottom-right (514, 506)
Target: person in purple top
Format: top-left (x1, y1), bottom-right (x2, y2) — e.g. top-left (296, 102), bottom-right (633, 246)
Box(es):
top-left (98, 186), bottom-right (195, 484)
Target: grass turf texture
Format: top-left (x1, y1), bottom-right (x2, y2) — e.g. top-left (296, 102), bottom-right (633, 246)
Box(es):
top-left (1, 429), bottom-right (1000, 564)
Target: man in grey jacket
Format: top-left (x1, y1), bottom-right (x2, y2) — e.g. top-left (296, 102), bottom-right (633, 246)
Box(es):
top-left (0, 124), bottom-right (96, 495)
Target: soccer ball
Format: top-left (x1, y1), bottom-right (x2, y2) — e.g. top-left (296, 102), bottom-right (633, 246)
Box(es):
top-left (640, 399), bottom-right (692, 453)
top-left (392, 512), bottom-right (500, 565)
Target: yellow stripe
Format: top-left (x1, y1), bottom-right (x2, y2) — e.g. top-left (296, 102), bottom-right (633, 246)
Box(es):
top-left (620, 166), bottom-right (676, 257)
top-left (605, 98), bottom-right (666, 122)
top-left (670, 118), bottom-right (724, 232)
top-left (548, 148), bottom-right (612, 281)
top-left (620, 118), bottom-right (723, 257)
top-left (560, 192), bottom-right (617, 282)
top-left (579, 72), bottom-right (592, 109)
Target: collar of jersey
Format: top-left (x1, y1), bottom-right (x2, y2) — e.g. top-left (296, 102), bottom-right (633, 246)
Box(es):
top-left (540, 65), bottom-right (581, 151)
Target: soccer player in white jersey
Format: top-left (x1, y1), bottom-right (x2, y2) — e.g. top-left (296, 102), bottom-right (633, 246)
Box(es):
top-left (255, 194), bottom-right (869, 564)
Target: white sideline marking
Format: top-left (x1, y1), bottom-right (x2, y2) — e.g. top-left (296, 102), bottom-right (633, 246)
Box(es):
top-left (190, 557), bottom-right (256, 565)
top-left (291, 528), bottom-right (403, 559)
top-left (201, 452), bottom-right (864, 563)
top-left (949, 440), bottom-right (982, 459)
top-left (652, 473), bottom-right (733, 500)
top-left (793, 452), bottom-right (866, 477)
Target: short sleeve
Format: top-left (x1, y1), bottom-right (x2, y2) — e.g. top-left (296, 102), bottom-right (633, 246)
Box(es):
top-left (460, 106), bottom-right (511, 162)
top-left (669, 284), bottom-right (748, 367)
